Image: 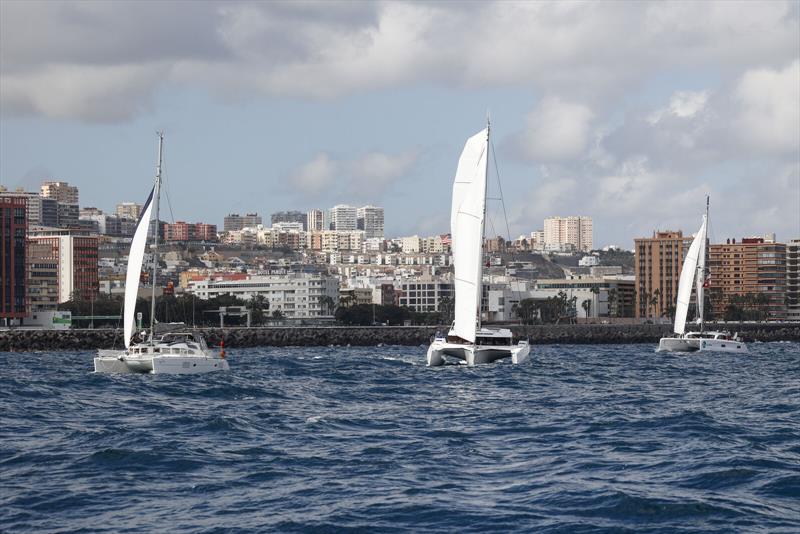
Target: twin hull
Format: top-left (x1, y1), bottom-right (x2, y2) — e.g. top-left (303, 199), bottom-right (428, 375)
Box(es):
top-left (94, 352), bottom-right (230, 374)
top-left (427, 341), bottom-right (530, 367)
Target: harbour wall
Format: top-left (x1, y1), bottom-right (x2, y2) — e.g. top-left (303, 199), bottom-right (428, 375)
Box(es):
top-left (1, 323), bottom-right (798, 351)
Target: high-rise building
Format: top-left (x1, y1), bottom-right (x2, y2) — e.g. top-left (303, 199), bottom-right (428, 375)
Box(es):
top-left (707, 236), bottom-right (787, 321)
top-left (27, 230), bottom-right (99, 304)
top-left (357, 205), bottom-right (384, 238)
top-left (634, 230), bottom-right (692, 319)
top-left (0, 189), bottom-right (58, 227)
top-left (40, 181), bottom-right (79, 204)
top-left (787, 239), bottom-right (800, 322)
top-left (329, 205), bottom-right (357, 231)
top-left (1, 196), bottom-right (27, 324)
top-left (271, 210), bottom-right (307, 230)
top-left (116, 202), bottom-right (143, 220)
top-left (307, 209), bottom-right (325, 232)
top-left (544, 216), bottom-right (593, 252)
top-left (223, 213), bottom-right (262, 232)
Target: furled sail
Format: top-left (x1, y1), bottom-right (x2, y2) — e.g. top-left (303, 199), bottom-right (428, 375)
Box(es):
top-left (123, 187), bottom-right (155, 348)
top-left (674, 215), bottom-right (707, 335)
top-left (451, 128), bottom-right (488, 343)
top-left (695, 217), bottom-right (708, 325)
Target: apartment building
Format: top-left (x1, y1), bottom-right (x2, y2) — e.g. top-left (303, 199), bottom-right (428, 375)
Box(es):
top-left (787, 239), bottom-right (800, 321)
top-left (1, 196), bottom-right (27, 324)
top-left (356, 205), bottom-right (385, 238)
top-left (116, 202), bottom-right (143, 220)
top-left (187, 273), bottom-right (339, 318)
top-left (708, 236), bottom-right (787, 321)
top-left (27, 230), bottom-right (99, 304)
top-left (329, 205), bottom-right (357, 231)
top-left (223, 213), bottom-right (262, 232)
top-left (634, 230), bottom-right (692, 319)
top-left (544, 216), bottom-right (593, 252)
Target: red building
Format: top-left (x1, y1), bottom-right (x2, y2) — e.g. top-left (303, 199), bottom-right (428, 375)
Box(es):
top-left (164, 221), bottom-right (217, 242)
top-left (1, 196), bottom-right (27, 323)
top-left (27, 232), bottom-right (98, 304)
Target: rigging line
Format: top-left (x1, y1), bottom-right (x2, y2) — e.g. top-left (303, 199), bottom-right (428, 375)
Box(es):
top-left (491, 137), bottom-right (525, 324)
top-left (160, 158), bottom-right (177, 225)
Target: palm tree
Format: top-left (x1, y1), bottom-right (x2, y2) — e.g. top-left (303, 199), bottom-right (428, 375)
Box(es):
top-left (581, 298), bottom-right (592, 320)
top-left (649, 289), bottom-right (660, 319)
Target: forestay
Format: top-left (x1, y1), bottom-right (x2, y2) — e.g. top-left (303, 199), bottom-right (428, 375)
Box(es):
top-left (451, 128), bottom-right (488, 343)
top-left (674, 215), bottom-right (707, 335)
top-left (123, 187), bottom-right (155, 348)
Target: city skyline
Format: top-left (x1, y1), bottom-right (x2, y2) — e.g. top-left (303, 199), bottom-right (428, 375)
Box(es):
top-left (1, 1), bottom-right (798, 248)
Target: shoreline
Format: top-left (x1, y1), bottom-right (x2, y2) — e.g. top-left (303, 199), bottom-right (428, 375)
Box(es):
top-left (1, 323), bottom-right (798, 351)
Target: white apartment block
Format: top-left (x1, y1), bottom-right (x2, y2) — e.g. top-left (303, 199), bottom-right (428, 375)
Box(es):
top-left (187, 273), bottom-right (340, 318)
top-left (356, 205), bottom-right (385, 238)
top-left (307, 209), bottom-right (325, 232)
top-left (401, 235), bottom-right (423, 253)
top-left (319, 230), bottom-right (365, 253)
top-left (543, 216), bottom-right (593, 252)
top-left (329, 205), bottom-right (357, 231)
top-left (116, 202), bottom-right (142, 220)
top-left (40, 181), bottom-right (79, 204)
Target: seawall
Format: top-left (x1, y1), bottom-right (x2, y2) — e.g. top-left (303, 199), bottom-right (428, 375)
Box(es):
top-left (1, 323), bottom-right (798, 351)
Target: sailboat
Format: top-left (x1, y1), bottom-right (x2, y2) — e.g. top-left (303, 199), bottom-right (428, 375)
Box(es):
top-left (426, 120), bottom-right (531, 366)
top-left (94, 133), bottom-right (231, 374)
top-left (656, 197), bottom-right (747, 353)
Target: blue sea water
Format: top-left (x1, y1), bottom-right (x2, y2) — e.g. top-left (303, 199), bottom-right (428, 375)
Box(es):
top-left (1, 343), bottom-right (799, 533)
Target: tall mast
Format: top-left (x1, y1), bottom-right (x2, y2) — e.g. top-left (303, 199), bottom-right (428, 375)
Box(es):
top-left (477, 113), bottom-right (490, 332)
top-left (700, 195), bottom-right (709, 333)
top-left (149, 131), bottom-right (164, 339)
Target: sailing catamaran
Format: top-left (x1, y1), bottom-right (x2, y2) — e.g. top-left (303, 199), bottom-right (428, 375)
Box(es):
top-left (657, 198), bottom-right (747, 353)
top-left (426, 121), bottom-right (530, 366)
top-left (94, 133), bottom-right (230, 374)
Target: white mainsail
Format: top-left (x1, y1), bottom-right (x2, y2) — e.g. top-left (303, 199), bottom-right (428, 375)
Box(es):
top-left (451, 128), bottom-right (489, 343)
top-left (695, 219), bottom-right (708, 325)
top-left (123, 187), bottom-right (155, 348)
top-left (673, 215), bottom-right (707, 335)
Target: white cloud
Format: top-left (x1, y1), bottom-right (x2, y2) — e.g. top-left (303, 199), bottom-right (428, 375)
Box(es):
top-left (2, 1), bottom-right (798, 122)
top-left (515, 96), bottom-right (594, 162)
top-left (287, 149), bottom-right (418, 200)
top-left (733, 60), bottom-right (800, 155)
top-left (289, 153), bottom-right (338, 195)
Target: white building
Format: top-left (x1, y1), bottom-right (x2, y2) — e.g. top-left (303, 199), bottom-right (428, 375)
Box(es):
top-left (544, 216), bottom-right (593, 252)
top-left (400, 235), bottom-right (423, 253)
top-left (356, 205), bottom-right (385, 238)
top-left (307, 209), bottom-right (325, 232)
top-left (187, 273), bottom-right (340, 318)
top-left (329, 205), bottom-right (357, 231)
top-left (116, 202), bottom-right (142, 220)
top-left (579, 255), bottom-right (600, 267)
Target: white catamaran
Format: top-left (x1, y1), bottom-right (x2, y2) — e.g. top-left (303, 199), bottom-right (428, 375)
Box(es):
top-left (94, 133), bottom-right (230, 374)
top-left (426, 121), bottom-right (530, 366)
top-left (657, 198), bottom-right (747, 353)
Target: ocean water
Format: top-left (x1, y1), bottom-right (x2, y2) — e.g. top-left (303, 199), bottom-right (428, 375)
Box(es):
top-left (1, 343), bottom-right (799, 533)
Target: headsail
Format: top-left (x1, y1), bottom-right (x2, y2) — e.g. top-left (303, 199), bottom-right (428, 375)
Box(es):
top-left (451, 128), bottom-right (488, 343)
top-left (674, 215), bottom-right (707, 335)
top-left (123, 187), bottom-right (155, 348)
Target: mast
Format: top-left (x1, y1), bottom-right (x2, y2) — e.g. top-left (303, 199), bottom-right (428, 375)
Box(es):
top-left (700, 195), bottom-right (709, 333)
top-left (476, 113), bottom-right (490, 332)
top-left (149, 131), bottom-right (164, 340)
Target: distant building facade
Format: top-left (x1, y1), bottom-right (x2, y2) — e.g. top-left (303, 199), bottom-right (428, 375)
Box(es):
top-left (329, 205), bottom-right (357, 231)
top-left (27, 230), bottom-right (98, 304)
top-left (356, 205), bottom-right (385, 238)
top-left (1, 196), bottom-right (27, 324)
top-left (271, 211), bottom-right (307, 231)
top-left (544, 216), bottom-right (593, 252)
top-left (223, 213), bottom-right (262, 232)
top-left (708, 236), bottom-right (787, 321)
top-left (116, 202), bottom-right (142, 220)
top-left (307, 209), bottom-right (325, 232)
top-left (634, 230), bottom-right (691, 319)
top-left (164, 221), bottom-right (218, 242)
top-left (187, 273), bottom-right (339, 318)
top-left (787, 239), bottom-right (800, 322)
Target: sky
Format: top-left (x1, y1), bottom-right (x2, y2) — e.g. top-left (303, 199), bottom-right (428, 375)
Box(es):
top-left (1, 0), bottom-right (798, 248)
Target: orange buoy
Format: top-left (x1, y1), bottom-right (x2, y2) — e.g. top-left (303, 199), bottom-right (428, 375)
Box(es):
top-left (220, 338), bottom-right (226, 359)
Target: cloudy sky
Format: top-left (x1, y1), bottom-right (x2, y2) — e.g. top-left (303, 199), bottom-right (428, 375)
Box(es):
top-left (1, 0), bottom-right (798, 247)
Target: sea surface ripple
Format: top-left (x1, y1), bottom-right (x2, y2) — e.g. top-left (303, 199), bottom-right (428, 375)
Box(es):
top-left (1, 343), bottom-right (799, 533)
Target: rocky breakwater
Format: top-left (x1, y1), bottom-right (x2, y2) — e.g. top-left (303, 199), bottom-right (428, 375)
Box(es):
top-left (0, 323), bottom-right (798, 351)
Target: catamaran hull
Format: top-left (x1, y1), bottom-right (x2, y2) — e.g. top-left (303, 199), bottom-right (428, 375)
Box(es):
top-left (427, 341), bottom-right (530, 367)
top-left (657, 337), bottom-right (748, 353)
top-left (94, 355), bottom-right (230, 374)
